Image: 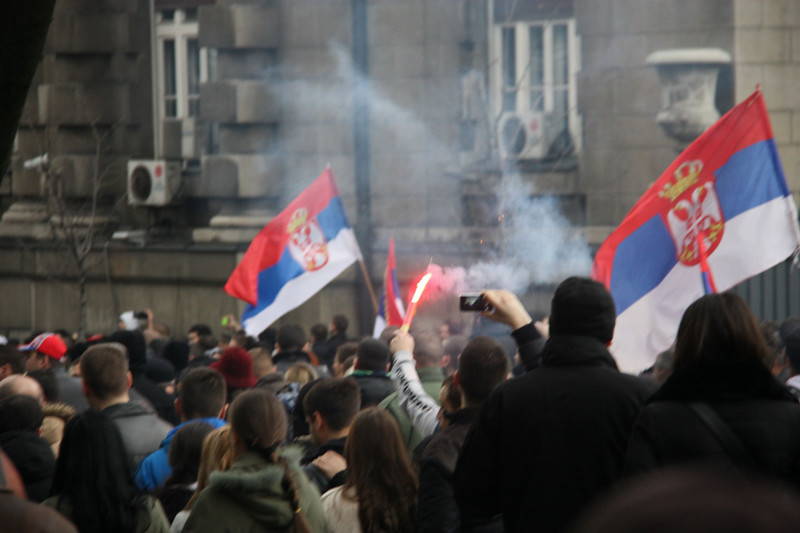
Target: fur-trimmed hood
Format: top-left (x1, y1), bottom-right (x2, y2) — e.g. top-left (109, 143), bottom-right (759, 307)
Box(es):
top-left (206, 447), bottom-right (308, 530)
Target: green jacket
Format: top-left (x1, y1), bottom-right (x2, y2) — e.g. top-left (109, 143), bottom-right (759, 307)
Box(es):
top-left (379, 366), bottom-right (443, 452)
top-left (183, 448), bottom-right (328, 533)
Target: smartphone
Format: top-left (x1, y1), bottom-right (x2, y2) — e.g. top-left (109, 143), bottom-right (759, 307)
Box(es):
top-left (460, 293), bottom-right (488, 312)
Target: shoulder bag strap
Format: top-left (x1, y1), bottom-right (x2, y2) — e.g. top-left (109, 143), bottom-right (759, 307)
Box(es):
top-left (687, 402), bottom-right (757, 468)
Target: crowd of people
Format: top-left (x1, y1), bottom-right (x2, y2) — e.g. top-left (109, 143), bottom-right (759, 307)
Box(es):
top-left (4, 278), bottom-right (800, 532)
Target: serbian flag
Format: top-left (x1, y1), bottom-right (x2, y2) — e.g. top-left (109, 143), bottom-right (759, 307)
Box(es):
top-left (592, 89), bottom-right (800, 373)
top-left (373, 238), bottom-right (405, 337)
top-left (224, 168), bottom-right (362, 336)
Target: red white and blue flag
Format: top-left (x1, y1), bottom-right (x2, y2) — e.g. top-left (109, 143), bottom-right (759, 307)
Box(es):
top-left (592, 90), bottom-right (800, 373)
top-left (224, 168), bottom-right (362, 336)
top-left (373, 237), bottom-right (405, 337)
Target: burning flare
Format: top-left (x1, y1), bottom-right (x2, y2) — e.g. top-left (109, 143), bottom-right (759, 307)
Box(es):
top-left (401, 272), bottom-right (432, 332)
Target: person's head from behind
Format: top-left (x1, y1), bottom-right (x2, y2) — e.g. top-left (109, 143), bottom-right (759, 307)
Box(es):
top-left (436, 375), bottom-right (461, 429)
top-left (188, 425), bottom-right (235, 510)
top-left (0, 345), bottom-right (24, 381)
top-left (674, 292), bottom-right (769, 371)
top-left (310, 324), bottom-right (327, 343)
top-left (0, 394), bottom-right (43, 434)
top-left (250, 345), bottom-right (275, 379)
top-left (330, 314), bottom-right (348, 335)
top-left (276, 324), bottom-right (307, 352)
top-left (652, 347), bottom-right (675, 386)
top-left (344, 407), bottom-right (418, 531)
top-left (188, 323), bottom-right (213, 345)
top-left (549, 277), bottom-right (616, 344)
top-left (51, 410), bottom-right (142, 533)
top-left (378, 326), bottom-right (400, 346)
top-left (80, 343), bottom-right (131, 408)
top-left (0, 374), bottom-right (44, 404)
top-left (177, 367), bottom-right (227, 421)
top-left (303, 378), bottom-right (360, 446)
top-left (456, 336), bottom-right (509, 407)
top-left (229, 388), bottom-right (287, 458)
top-left (165, 421), bottom-right (215, 486)
top-left (355, 338), bottom-right (391, 372)
top-left (333, 341), bottom-right (358, 377)
top-left (285, 362), bottom-right (318, 386)
top-left (412, 329), bottom-right (444, 369)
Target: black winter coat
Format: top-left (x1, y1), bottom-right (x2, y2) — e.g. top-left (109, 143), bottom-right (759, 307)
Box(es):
top-left (624, 357), bottom-right (800, 486)
top-left (453, 334), bottom-right (654, 533)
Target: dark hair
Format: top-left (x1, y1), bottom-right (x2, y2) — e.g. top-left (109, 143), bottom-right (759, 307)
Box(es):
top-left (108, 330), bottom-right (148, 373)
top-left (331, 315), bottom-right (348, 334)
top-left (0, 345), bottom-right (24, 374)
top-left (27, 369), bottom-right (59, 403)
top-left (277, 325), bottom-right (307, 351)
top-left (458, 336), bottom-right (509, 405)
top-left (310, 324), bottom-right (327, 343)
top-left (334, 341), bottom-right (359, 365)
top-left (0, 395), bottom-right (43, 432)
top-left (440, 374), bottom-right (461, 412)
top-left (356, 338), bottom-right (391, 371)
top-left (179, 367), bottom-right (227, 420)
top-left (674, 292), bottom-right (770, 371)
top-left (344, 407), bottom-right (418, 533)
top-left (165, 421), bottom-right (215, 486)
top-left (50, 410), bottom-right (148, 533)
top-left (412, 329), bottom-right (444, 367)
top-left (291, 379), bottom-right (322, 439)
top-left (760, 320), bottom-right (785, 370)
top-left (162, 341), bottom-right (190, 373)
top-left (229, 390), bottom-right (311, 533)
top-left (80, 343), bottom-right (130, 400)
top-left (303, 378), bottom-right (360, 432)
top-left (189, 324), bottom-right (213, 337)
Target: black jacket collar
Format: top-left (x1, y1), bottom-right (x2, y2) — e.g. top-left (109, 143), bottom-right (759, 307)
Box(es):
top-left (540, 335), bottom-right (619, 370)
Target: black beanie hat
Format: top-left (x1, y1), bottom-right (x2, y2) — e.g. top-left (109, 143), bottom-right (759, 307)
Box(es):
top-left (549, 277), bottom-right (616, 343)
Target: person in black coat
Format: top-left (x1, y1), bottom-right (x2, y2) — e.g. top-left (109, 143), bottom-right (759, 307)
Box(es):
top-left (453, 278), bottom-right (655, 533)
top-left (623, 292), bottom-right (800, 486)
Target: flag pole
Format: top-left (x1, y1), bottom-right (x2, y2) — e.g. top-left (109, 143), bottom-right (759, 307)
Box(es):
top-left (357, 257), bottom-right (379, 314)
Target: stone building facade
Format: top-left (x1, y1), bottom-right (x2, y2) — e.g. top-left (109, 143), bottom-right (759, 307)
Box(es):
top-left (2, 0), bottom-right (799, 339)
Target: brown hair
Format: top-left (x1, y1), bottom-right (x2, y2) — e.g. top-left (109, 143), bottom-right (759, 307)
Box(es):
top-left (344, 407), bottom-right (418, 533)
top-left (229, 389), bottom-right (310, 533)
top-left (303, 378), bottom-right (360, 431)
top-left (80, 343), bottom-right (129, 400)
top-left (673, 292), bottom-right (771, 371)
top-left (186, 425), bottom-right (235, 510)
top-left (458, 336), bottom-right (509, 406)
top-left (179, 367), bottom-right (226, 419)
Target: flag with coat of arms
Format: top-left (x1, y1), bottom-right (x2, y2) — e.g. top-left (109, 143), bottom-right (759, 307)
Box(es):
top-left (224, 168), bottom-right (363, 337)
top-left (592, 89), bottom-right (800, 373)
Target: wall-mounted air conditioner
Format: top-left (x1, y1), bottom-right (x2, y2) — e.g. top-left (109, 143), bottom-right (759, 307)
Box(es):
top-left (497, 110), bottom-right (549, 160)
top-left (126, 160), bottom-right (181, 206)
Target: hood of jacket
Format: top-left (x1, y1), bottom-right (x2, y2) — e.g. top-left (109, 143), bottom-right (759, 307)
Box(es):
top-left (206, 448), bottom-right (305, 529)
top-left (540, 334), bottom-right (619, 369)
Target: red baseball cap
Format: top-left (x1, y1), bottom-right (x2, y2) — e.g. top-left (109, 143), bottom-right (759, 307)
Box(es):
top-left (18, 333), bottom-right (68, 361)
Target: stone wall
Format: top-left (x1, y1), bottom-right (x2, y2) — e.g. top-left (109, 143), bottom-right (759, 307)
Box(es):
top-left (575, 0), bottom-right (734, 228)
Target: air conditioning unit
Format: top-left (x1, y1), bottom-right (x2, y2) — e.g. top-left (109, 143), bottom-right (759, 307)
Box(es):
top-left (127, 160), bottom-right (181, 206)
top-left (497, 110), bottom-right (549, 160)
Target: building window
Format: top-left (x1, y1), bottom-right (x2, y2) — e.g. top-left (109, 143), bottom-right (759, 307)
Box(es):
top-left (156, 8), bottom-right (206, 120)
top-left (490, 18), bottom-right (581, 156)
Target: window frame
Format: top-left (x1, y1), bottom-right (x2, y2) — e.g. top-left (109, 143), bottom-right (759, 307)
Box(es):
top-left (489, 17), bottom-right (582, 154)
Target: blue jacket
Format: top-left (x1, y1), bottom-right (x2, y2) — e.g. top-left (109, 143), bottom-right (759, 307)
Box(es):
top-left (135, 417), bottom-right (226, 492)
